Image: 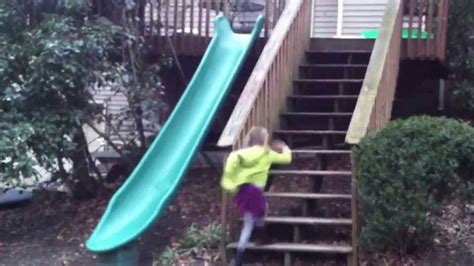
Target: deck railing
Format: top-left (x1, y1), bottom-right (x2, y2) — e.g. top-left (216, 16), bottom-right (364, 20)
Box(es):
top-left (139, 0), bottom-right (286, 55)
top-left (403, 0), bottom-right (450, 60)
top-left (215, 0), bottom-right (312, 261)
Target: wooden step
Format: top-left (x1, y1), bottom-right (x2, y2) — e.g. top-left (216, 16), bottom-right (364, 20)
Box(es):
top-left (262, 216), bottom-right (352, 225)
top-left (281, 112), bottom-right (353, 117)
top-left (300, 64), bottom-right (368, 68)
top-left (305, 50), bottom-right (371, 65)
top-left (294, 79), bottom-right (364, 83)
top-left (306, 50), bottom-right (371, 54)
top-left (274, 130), bottom-right (347, 135)
top-left (280, 112), bottom-right (352, 131)
top-left (227, 242), bottom-right (352, 254)
top-left (287, 96), bottom-right (358, 114)
top-left (288, 95), bottom-right (358, 100)
top-left (292, 149), bottom-right (351, 155)
top-left (265, 192), bottom-right (352, 200)
top-left (282, 144), bottom-right (352, 152)
top-left (270, 169), bottom-right (352, 176)
top-left (299, 64), bottom-right (368, 80)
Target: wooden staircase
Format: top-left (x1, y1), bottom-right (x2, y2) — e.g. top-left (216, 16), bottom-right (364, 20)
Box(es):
top-left (226, 50), bottom-right (370, 265)
top-left (216, 0), bottom-right (441, 265)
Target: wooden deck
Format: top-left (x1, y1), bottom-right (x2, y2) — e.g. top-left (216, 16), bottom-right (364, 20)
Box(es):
top-left (136, 0), bottom-right (449, 60)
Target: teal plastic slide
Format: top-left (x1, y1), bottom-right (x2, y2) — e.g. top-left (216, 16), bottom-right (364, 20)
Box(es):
top-left (86, 15), bottom-right (264, 252)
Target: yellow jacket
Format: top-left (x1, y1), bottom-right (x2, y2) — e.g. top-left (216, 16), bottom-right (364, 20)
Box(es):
top-left (220, 145), bottom-right (292, 192)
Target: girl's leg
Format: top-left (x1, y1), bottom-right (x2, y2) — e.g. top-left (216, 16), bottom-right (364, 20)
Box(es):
top-left (235, 212), bottom-right (255, 266)
top-left (265, 163), bottom-right (285, 192)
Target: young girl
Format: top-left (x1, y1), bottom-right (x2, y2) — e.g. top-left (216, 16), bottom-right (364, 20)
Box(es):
top-left (220, 126), bottom-right (292, 266)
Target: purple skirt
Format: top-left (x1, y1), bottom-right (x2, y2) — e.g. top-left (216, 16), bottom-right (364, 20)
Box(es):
top-left (234, 184), bottom-right (266, 218)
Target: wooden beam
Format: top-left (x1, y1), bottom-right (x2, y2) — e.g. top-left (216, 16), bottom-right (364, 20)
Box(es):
top-left (416, 0), bottom-right (425, 58)
top-left (407, 0), bottom-right (416, 58)
top-left (351, 153), bottom-right (359, 266)
top-left (427, 0), bottom-right (434, 58)
top-left (437, 0), bottom-right (449, 61)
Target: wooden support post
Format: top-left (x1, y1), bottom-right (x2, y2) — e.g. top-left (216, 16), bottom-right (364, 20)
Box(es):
top-left (199, 151), bottom-right (221, 176)
top-left (302, 198), bottom-right (309, 217)
top-left (417, 0), bottom-right (425, 58)
top-left (322, 135), bottom-right (329, 149)
top-left (407, 0), bottom-right (416, 59)
top-left (351, 152), bottom-right (359, 266)
top-left (173, 0), bottom-right (178, 43)
top-left (284, 252), bottom-right (292, 266)
top-left (308, 155), bottom-right (323, 215)
top-left (293, 225), bottom-right (301, 242)
top-left (205, 0), bottom-right (211, 38)
top-left (96, 240), bottom-right (140, 266)
top-left (348, 254), bottom-right (353, 266)
top-left (329, 117), bottom-right (335, 131)
top-left (337, 82), bottom-right (344, 113)
top-left (343, 65), bottom-right (349, 79)
top-left (220, 190), bottom-right (228, 264)
top-left (334, 98), bottom-right (341, 113)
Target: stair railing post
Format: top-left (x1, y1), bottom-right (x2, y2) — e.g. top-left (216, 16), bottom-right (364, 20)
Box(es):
top-left (350, 151), bottom-right (359, 266)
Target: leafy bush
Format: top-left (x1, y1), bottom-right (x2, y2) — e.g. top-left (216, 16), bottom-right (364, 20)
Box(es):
top-left (178, 223), bottom-right (222, 249)
top-left (154, 247), bottom-right (179, 266)
top-left (447, 0), bottom-right (474, 116)
top-left (451, 75), bottom-right (474, 118)
top-left (153, 223), bottom-right (223, 266)
top-left (354, 116), bottom-right (474, 255)
top-left (0, 1), bottom-right (120, 195)
top-left (0, 0), bottom-right (169, 198)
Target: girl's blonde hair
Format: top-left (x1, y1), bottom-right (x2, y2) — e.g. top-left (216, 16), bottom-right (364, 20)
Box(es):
top-left (243, 126), bottom-right (269, 148)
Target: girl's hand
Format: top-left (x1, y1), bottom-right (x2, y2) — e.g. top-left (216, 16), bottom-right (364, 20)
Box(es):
top-left (271, 139), bottom-right (288, 152)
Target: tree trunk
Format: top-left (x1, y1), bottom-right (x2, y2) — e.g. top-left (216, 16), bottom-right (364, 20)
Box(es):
top-left (92, 0), bottom-right (122, 23)
top-left (70, 128), bottom-right (98, 200)
top-left (133, 104), bottom-right (147, 151)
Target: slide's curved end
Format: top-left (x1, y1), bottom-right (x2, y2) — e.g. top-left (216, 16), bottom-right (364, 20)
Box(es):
top-left (215, 15), bottom-right (231, 35)
top-left (214, 13), bottom-right (264, 39)
top-left (86, 230), bottom-right (110, 253)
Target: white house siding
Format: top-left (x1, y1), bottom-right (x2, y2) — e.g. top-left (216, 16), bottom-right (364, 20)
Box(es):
top-left (341, 0), bottom-right (388, 37)
top-left (85, 87), bottom-right (131, 152)
top-left (312, 0), bottom-right (390, 38)
top-left (312, 0), bottom-right (338, 37)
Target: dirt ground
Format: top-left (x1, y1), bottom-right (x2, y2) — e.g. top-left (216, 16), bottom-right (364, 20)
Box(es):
top-left (0, 168), bottom-right (222, 266)
top-left (1, 158), bottom-right (472, 266)
top-left (359, 199), bottom-right (473, 266)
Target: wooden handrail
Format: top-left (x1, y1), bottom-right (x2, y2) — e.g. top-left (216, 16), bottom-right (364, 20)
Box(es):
top-left (217, 0), bottom-right (312, 148)
top-left (216, 1), bottom-right (312, 263)
top-left (345, 0), bottom-right (403, 144)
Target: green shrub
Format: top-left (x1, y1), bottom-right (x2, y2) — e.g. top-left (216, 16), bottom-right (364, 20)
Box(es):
top-left (153, 223), bottom-right (223, 265)
top-left (154, 247), bottom-right (179, 266)
top-left (447, 0), bottom-right (474, 117)
top-left (178, 223), bottom-right (222, 249)
top-left (354, 116), bottom-right (474, 255)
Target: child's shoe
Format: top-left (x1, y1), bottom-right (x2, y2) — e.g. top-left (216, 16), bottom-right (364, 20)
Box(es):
top-left (234, 249), bottom-right (244, 266)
